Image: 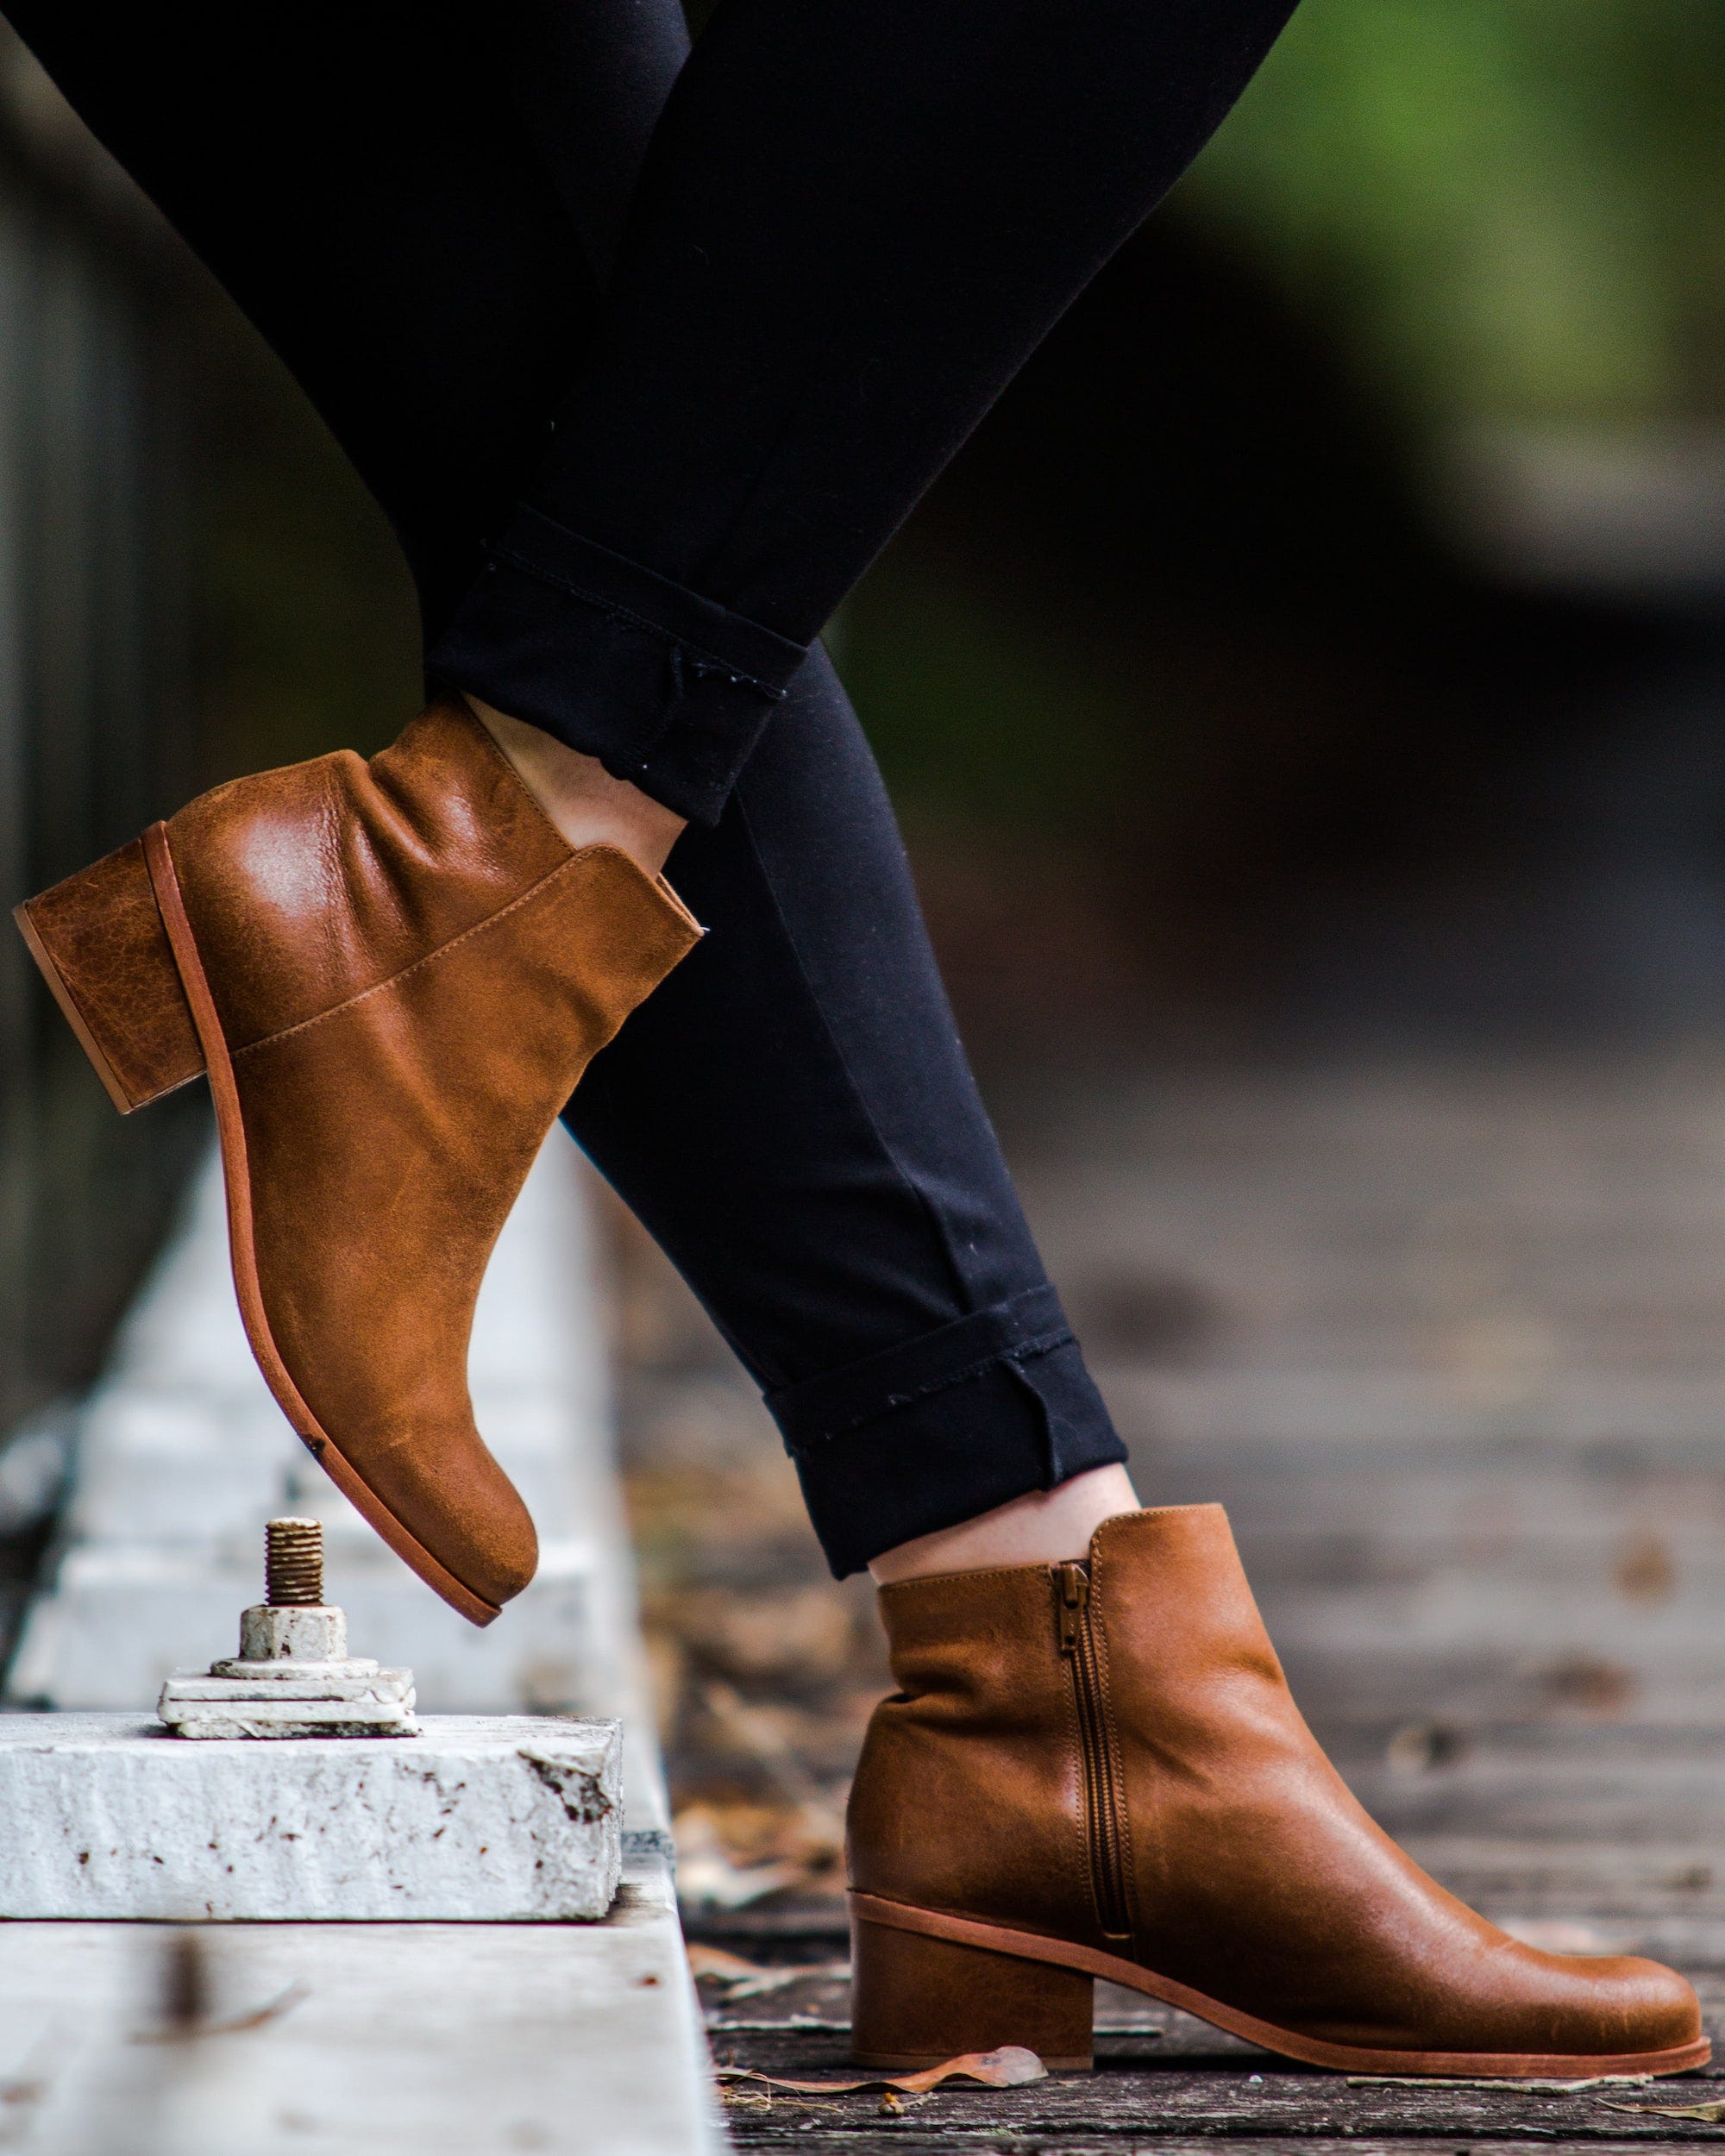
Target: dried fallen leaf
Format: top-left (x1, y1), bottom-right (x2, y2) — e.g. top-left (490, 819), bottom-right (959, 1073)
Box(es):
top-left (1596, 2098), bottom-right (1725, 2125)
top-left (713, 2046), bottom-right (1045, 2095)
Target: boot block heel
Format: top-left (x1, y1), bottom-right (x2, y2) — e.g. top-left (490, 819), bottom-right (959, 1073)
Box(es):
top-left (850, 1907), bottom-right (1094, 2072)
top-left (16, 833), bottom-right (204, 1113)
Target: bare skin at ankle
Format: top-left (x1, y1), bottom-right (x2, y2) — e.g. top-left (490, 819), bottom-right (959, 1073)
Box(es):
top-left (869, 1463), bottom-right (1140, 1583)
top-left (464, 693), bottom-right (687, 876)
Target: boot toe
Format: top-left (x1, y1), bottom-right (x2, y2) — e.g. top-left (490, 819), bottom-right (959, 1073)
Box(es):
top-left (327, 1413), bottom-right (541, 1617)
top-left (410, 1456), bottom-right (539, 1612)
top-left (461, 1499), bottom-right (539, 1610)
top-left (1490, 1947), bottom-right (1705, 2064)
top-left (1570, 1953), bottom-right (1703, 2059)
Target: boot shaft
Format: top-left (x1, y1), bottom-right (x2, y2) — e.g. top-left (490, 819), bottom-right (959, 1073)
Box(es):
top-left (168, 696), bottom-right (579, 1051)
top-left (848, 1505), bottom-right (1286, 1942)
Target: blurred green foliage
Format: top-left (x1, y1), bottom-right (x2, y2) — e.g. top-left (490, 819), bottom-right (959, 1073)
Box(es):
top-left (842, 3), bottom-right (1725, 864)
top-left (1189, 0), bottom-right (1725, 426)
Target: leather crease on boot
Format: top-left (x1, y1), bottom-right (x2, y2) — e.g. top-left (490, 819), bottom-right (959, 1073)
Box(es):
top-left (846, 1503), bottom-right (1708, 2077)
top-left (16, 694), bottom-right (703, 1624)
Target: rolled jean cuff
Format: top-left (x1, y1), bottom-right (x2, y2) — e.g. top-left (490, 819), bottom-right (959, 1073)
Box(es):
top-left (766, 1285), bottom-right (1128, 1578)
top-left (425, 505), bottom-right (810, 824)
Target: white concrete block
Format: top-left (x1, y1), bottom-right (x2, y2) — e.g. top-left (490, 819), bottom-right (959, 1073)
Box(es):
top-left (0, 1714), bottom-right (622, 1921)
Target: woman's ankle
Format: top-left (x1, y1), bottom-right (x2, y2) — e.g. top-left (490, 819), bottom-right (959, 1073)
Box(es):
top-left (463, 693), bottom-right (687, 876)
top-left (869, 1463), bottom-right (1140, 1585)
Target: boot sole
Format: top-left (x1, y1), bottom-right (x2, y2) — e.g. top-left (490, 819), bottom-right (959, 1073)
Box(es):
top-left (849, 1892), bottom-right (1712, 2078)
top-left (18, 823), bottom-right (502, 1629)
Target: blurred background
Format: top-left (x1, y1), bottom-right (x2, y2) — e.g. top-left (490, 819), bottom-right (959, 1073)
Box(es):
top-left (4, 3), bottom-right (1725, 1941)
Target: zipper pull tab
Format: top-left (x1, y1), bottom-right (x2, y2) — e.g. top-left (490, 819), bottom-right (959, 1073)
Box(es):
top-left (1056, 1561), bottom-right (1089, 1655)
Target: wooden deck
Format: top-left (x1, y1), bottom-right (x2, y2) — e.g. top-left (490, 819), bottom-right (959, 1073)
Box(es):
top-left (619, 1051), bottom-right (1725, 2148)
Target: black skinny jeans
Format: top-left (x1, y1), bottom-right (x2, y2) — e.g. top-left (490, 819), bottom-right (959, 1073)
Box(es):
top-left (9, 0), bottom-right (1295, 1574)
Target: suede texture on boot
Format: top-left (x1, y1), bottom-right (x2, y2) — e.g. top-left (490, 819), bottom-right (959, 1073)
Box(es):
top-left (847, 1505), bottom-right (1706, 2075)
top-left (21, 696), bottom-right (701, 1622)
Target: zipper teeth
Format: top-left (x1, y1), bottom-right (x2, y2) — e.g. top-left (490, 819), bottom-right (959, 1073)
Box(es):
top-left (1059, 1565), bottom-right (1131, 1940)
top-left (1075, 1625), bottom-right (1131, 1937)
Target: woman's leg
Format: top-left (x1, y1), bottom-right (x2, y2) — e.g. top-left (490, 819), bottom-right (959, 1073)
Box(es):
top-left (566, 645), bottom-right (1132, 1575)
top-left (429, 0), bottom-right (1304, 822)
top-left (8, 3), bottom-right (1127, 1576)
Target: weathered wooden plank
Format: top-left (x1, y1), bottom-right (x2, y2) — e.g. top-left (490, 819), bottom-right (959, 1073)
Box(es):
top-left (714, 2032), bottom-right (1725, 2147)
top-left (725, 2136), bottom-right (1725, 2153)
top-left (0, 1861), bottom-right (714, 2155)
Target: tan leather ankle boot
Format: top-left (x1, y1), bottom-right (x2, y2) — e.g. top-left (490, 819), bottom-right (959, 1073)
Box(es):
top-left (847, 1504), bottom-right (1706, 2077)
top-left (16, 696), bottom-right (700, 1622)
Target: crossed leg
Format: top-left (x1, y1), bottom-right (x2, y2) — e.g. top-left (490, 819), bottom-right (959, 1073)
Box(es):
top-left (11, 2), bottom-right (1131, 1573)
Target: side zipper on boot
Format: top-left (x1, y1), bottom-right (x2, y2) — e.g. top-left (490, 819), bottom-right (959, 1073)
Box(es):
top-left (1057, 1561), bottom-right (1132, 1944)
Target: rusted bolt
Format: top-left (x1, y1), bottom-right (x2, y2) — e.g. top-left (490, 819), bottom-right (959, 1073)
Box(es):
top-left (265, 1518), bottom-right (323, 1608)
